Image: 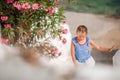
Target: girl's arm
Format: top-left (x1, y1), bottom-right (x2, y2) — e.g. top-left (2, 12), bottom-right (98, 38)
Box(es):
top-left (90, 40), bottom-right (113, 52)
top-left (70, 41), bottom-right (77, 66)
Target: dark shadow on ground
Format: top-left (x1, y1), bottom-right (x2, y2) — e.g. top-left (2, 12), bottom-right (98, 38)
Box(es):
top-left (91, 49), bottom-right (118, 65)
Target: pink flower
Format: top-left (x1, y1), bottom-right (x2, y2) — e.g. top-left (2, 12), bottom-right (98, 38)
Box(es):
top-left (58, 52), bottom-right (62, 56)
top-left (32, 4), bottom-right (39, 10)
top-left (52, 47), bottom-right (58, 54)
top-left (62, 38), bottom-right (67, 44)
top-left (61, 28), bottom-right (68, 34)
top-left (4, 24), bottom-right (11, 28)
top-left (61, 21), bottom-right (66, 24)
top-left (32, 3), bottom-right (42, 10)
top-left (0, 38), bottom-right (9, 44)
top-left (56, 0), bottom-right (59, 2)
top-left (13, 2), bottom-right (22, 10)
top-left (7, 0), bottom-right (14, 4)
top-left (48, 7), bottom-right (54, 15)
top-left (0, 16), bottom-right (8, 21)
top-left (22, 3), bottom-right (31, 9)
top-left (38, 4), bottom-right (43, 8)
top-left (45, 8), bottom-right (49, 12)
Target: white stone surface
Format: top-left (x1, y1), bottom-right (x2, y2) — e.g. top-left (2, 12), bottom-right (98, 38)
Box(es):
top-left (113, 50), bottom-right (120, 68)
top-left (42, 23), bottom-right (73, 73)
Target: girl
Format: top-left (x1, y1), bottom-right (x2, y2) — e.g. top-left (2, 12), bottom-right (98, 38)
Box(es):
top-left (71, 25), bottom-right (114, 67)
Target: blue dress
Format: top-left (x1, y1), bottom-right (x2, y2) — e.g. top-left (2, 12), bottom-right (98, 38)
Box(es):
top-left (72, 36), bottom-right (91, 63)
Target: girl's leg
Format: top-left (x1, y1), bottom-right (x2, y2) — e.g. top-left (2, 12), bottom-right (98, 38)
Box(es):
top-left (85, 57), bottom-right (95, 68)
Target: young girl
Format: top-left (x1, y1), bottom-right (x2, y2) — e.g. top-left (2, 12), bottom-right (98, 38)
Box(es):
top-left (71, 25), bottom-right (114, 67)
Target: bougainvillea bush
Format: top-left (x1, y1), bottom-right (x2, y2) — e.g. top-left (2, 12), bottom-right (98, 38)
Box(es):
top-left (0, 0), bottom-right (69, 58)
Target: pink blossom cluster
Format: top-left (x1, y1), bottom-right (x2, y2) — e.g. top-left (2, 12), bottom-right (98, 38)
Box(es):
top-left (0, 16), bottom-right (8, 22)
top-left (0, 14), bottom-right (10, 44)
top-left (45, 7), bottom-right (55, 15)
top-left (42, 44), bottom-right (62, 58)
top-left (56, 0), bottom-right (59, 2)
top-left (1, 1), bottom-right (58, 29)
top-left (1, 1), bottom-right (13, 29)
top-left (0, 16), bottom-right (11, 29)
top-left (52, 47), bottom-right (62, 57)
top-left (13, 2), bottom-right (43, 10)
top-left (61, 28), bottom-right (68, 34)
top-left (12, 1), bottom-right (56, 15)
top-left (59, 36), bottom-right (67, 44)
top-left (4, 24), bottom-right (11, 28)
top-left (59, 24), bottom-right (68, 44)
top-left (0, 38), bottom-right (9, 44)
top-left (32, 4), bottom-right (43, 10)
top-left (7, 0), bottom-right (42, 10)
top-left (7, 0), bottom-right (14, 4)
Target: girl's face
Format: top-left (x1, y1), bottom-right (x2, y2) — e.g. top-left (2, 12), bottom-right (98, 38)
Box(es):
top-left (76, 32), bottom-right (87, 41)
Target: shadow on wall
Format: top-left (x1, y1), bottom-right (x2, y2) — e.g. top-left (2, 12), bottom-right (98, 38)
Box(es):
top-left (91, 49), bottom-right (118, 65)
